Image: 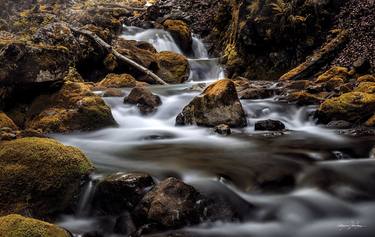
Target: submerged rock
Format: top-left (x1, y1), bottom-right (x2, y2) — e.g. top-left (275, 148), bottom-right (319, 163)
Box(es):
top-left (93, 172), bottom-right (155, 215)
top-left (316, 92), bottom-right (375, 123)
top-left (255, 120), bottom-right (286, 131)
top-left (0, 214), bottom-right (69, 237)
top-left (97, 73), bottom-right (137, 88)
top-left (214, 124), bottom-right (231, 136)
top-left (0, 137), bottom-right (93, 217)
top-left (124, 86), bottom-right (162, 114)
top-left (162, 19), bottom-right (192, 53)
top-left (156, 51), bottom-right (190, 84)
top-left (133, 178), bottom-right (204, 228)
top-left (176, 79), bottom-right (247, 127)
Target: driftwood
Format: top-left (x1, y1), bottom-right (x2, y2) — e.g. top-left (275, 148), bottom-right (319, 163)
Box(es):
top-left (279, 29), bottom-right (348, 81)
top-left (70, 27), bottom-right (168, 85)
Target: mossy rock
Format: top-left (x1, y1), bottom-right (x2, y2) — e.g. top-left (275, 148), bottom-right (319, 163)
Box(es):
top-left (315, 66), bottom-right (350, 83)
top-left (0, 137), bottom-right (93, 217)
top-left (0, 214), bottom-right (69, 237)
top-left (316, 92), bottom-right (375, 123)
top-left (163, 19), bottom-right (192, 53)
top-left (176, 79), bottom-right (247, 127)
top-left (354, 82), bottom-right (375, 94)
top-left (357, 74), bottom-right (375, 83)
top-left (0, 112), bottom-right (18, 130)
top-left (156, 51), bottom-right (190, 84)
top-left (26, 80), bottom-right (117, 133)
top-left (97, 73), bottom-right (137, 88)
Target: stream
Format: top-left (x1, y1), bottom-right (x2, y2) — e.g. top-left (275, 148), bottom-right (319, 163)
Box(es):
top-left (54, 26), bottom-right (375, 237)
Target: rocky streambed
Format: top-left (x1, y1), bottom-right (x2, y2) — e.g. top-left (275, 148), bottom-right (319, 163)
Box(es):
top-left (1, 0), bottom-right (375, 237)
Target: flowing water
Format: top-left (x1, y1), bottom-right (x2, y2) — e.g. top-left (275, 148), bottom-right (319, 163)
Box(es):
top-left (54, 27), bottom-right (375, 237)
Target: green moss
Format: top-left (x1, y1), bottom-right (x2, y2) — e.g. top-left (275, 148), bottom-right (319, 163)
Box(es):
top-left (0, 214), bottom-right (69, 237)
top-left (0, 138), bottom-right (93, 216)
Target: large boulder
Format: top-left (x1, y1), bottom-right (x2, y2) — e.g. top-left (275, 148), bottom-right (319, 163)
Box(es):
top-left (0, 214), bottom-right (69, 237)
top-left (124, 86), bottom-right (162, 114)
top-left (133, 178), bottom-right (204, 228)
top-left (176, 79), bottom-right (247, 127)
top-left (156, 51), bottom-right (190, 84)
top-left (97, 73), bottom-right (137, 88)
top-left (162, 19), bottom-right (192, 53)
top-left (93, 172), bottom-right (155, 215)
top-left (316, 92), bottom-right (375, 123)
top-left (26, 79), bottom-right (117, 133)
top-left (0, 137), bottom-right (93, 217)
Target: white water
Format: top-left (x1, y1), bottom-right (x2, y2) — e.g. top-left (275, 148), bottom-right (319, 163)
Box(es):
top-left (55, 27), bottom-right (375, 237)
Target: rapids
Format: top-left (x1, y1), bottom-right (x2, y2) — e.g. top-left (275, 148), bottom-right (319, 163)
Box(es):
top-left (54, 26), bottom-right (375, 237)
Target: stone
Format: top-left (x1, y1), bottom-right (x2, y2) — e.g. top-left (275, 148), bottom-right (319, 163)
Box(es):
top-left (0, 112), bottom-right (18, 130)
top-left (97, 73), bottom-right (137, 88)
top-left (286, 91), bottom-right (324, 106)
top-left (326, 120), bottom-right (353, 129)
top-left (176, 79), bottom-right (247, 127)
top-left (0, 138), bottom-right (93, 217)
top-left (353, 57), bottom-right (371, 74)
top-left (163, 19), bottom-right (192, 53)
top-left (315, 66), bottom-right (350, 83)
top-left (133, 178), bottom-right (204, 228)
top-left (103, 88), bottom-right (125, 97)
top-left (357, 74), bottom-right (375, 83)
top-left (124, 86), bottom-right (162, 114)
top-left (0, 214), bottom-right (69, 237)
top-left (156, 51), bottom-right (190, 84)
top-left (93, 172), bottom-right (155, 215)
top-left (254, 119), bottom-right (286, 131)
top-left (214, 124), bottom-right (232, 136)
top-left (316, 92), bottom-right (375, 123)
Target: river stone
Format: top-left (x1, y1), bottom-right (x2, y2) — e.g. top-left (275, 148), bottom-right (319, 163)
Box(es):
top-left (97, 73), bottom-right (137, 88)
top-left (0, 137), bottom-right (93, 217)
top-left (124, 86), bottom-right (162, 114)
top-left (255, 119), bottom-right (286, 131)
top-left (133, 177), bottom-right (204, 228)
top-left (162, 19), bottom-right (192, 53)
top-left (93, 172), bottom-right (155, 215)
top-left (0, 214), bottom-right (70, 237)
top-left (156, 51), bottom-right (190, 84)
top-left (214, 124), bottom-right (231, 136)
top-left (176, 79), bottom-right (247, 127)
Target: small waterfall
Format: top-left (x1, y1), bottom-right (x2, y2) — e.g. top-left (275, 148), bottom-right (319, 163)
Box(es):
top-left (76, 175), bottom-right (100, 217)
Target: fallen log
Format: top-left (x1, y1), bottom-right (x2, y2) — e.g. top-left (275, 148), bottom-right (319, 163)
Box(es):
top-left (70, 26), bottom-right (168, 85)
top-left (279, 29), bottom-right (348, 81)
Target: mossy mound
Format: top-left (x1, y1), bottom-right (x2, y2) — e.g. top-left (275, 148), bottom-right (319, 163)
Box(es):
top-left (97, 73), bottom-right (137, 88)
top-left (315, 66), bottom-right (351, 83)
top-left (0, 112), bottom-right (18, 130)
top-left (0, 137), bottom-right (93, 217)
top-left (0, 214), bottom-right (69, 237)
top-left (357, 74), bottom-right (375, 83)
top-left (316, 92), bottom-right (375, 123)
top-left (354, 82), bottom-right (375, 94)
top-left (26, 79), bottom-right (117, 133)
top-left (156, 51), bottom-right (190, 84)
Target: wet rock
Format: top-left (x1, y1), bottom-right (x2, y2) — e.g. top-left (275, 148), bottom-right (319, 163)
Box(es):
top-left (238, 88), bottom-right (274, 100)
top-left (286, 91), bottom-right (324, 106)
top-left (0, 112), bottom-right (18, 130)
top-left (326, 120), bottom-right (353, 129)
top-left (176, 79), bottom-right (247, 127)
top-left (93, 172), bottom-right (155, 215)
top-left (214, 124), bottom-right (231, 136)
top-left (284, 80), bottom-right (312, 91)
top-left (370, 147), bottom-right (375, 159)
top-left (124, 86), bottom-right (162, 114)
top-left (357, 74), bottom-right (375, 83)
top-left (162, 19), bottom-right (192, 53)
top-left (0, 214), bottom-right (70, 237)
top-left (133, 177), bottom-right (204, 228)
top-left (354, 82), bottom-right (375, 94)
top-left (298, 161), bottom-right (375, 201)
top-left (156, 51), bottom-right (190, 84)
top-left (26, 79), bottom-right (117, 133)
top-left (353, 57), bottom-right (371, 74)
top-left (103, 88), bottom-right (125, 97)
top-left (113, 213), bottom-right (136, 235)
top-left (365, 114), bottom-right (375, 127)
top-left (97, 73), bottom-right (137, 88)
top-left (255, 120), bottom-right (286, 131)
top-left (0, 137), bottom-right (93, 217)
top-left (316, 92), bottom-right (375, 123)
top-left (315, 66), bottom-right (351, 83)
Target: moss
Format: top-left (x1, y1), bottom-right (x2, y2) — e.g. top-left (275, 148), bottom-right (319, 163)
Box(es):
top-left (287, 91), bottom-right (324, 106)
top-left (0, 112), bottom-right (18, 130)
top-left (0, 214), bottom-right (69, 237)
top-left (317, 92), bottom-right (375, 123)
top-left (354, 82), bottom-right (375, 94)
top-left (315, 66), bottom-right (350, 83)
top-left (0, 138), bottom-right (93, 216)
top-left (156, 51), bottom-right (190, 84)
top-left (357, 74), bottom-right (375, 83)
top-left (97, 73), bottom-right (137, 88)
